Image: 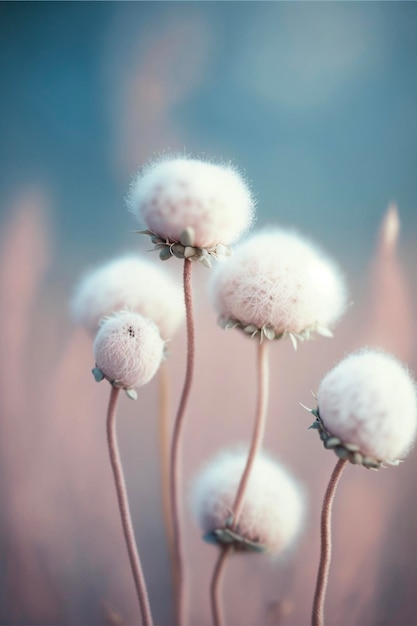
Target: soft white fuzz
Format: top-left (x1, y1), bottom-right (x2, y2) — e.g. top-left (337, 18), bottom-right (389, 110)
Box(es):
top-left (93, 311), bottom-right (164, 389)
top-left (317, 349), bottom-right (417, 463)
top-left (71, 255), bottom-right (184, 339)
top-left (211, 229), bottom-right (347, 336)
top-left (191, 448), bottom-right (305, 555)
top-left (128, 157), bottom-right (255, 248)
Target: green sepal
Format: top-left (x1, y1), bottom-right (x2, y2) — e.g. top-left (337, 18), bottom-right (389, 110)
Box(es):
top-left (159, 247), bottom-right (172, 261)
top-left (203, 532), bottom-right (218, 545)
top-left (92, 367), bottom-right (105, 382)
top-left (179, 227), bottom-right (195, 247)
top-left (204, 528), bottom-right (266, 553)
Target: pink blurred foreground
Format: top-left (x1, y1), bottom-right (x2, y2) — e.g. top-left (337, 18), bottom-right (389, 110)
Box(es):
top-left (0, 198), bottom-right (416, 626)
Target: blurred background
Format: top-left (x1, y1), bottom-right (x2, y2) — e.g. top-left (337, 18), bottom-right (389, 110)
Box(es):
top-left (1, 2), bottom-right (417, 625)
top-left (2, 1), bottom-right (417, 272)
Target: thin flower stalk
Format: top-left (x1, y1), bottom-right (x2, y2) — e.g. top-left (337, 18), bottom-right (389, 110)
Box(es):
top-left (157, 361), bottom-right (177, 596)
top-left (170, 258), bottom-right (195, 626)
top-left (106, 385), bottom-right (154, 626)
top-left (210, 546), bottom-right (233, 626)
top-left (208, 340), bottom-right (270, 625)
top-left (231, 339), bottom-right (270, 525)
top-left (312, 458), bottom-right (347, 626)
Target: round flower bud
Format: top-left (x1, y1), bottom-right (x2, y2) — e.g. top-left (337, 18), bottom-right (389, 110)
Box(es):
top-left (71, 256), bottom-right (184, 339)
top-left (128, 157), bottom-right (255, 249)
top-left (191, 448), bottom-right (305, 555)
top-left (210, 229), bottom-right (347, 343)
top-left (93, 311), bottom-right (164, 390)
top-left (316, 349), bottom-right (417, 465)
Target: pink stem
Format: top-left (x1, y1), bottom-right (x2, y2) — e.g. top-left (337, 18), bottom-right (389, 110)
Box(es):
top-left (170, 259), bottom-right (195, 626)
top-left (210, 547), bottom-right (232, 626)
top-left (231, 340), bottom-right (270, 525)
top-left (312, 458), bottom-right (348, 626)
top-left (157, 363), bottom-right (176, 592)
top-left (208, 340), bottom-right (270, 626)
top-left (106, 385), bottom-right (154, 626)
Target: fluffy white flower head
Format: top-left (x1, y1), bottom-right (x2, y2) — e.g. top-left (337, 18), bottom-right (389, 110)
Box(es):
top-left (191, 448), bottom-right (305, 555)
top-left (128, 157), bottom-right (255, 249)
top-left (71, 256), bottom-right (184, 339)
top-left (93, 311), bottom-right (164, 390)
top-left (317, 349), bottom-right (417, 464)
top-left (211, 229), bottom-right (347, 342)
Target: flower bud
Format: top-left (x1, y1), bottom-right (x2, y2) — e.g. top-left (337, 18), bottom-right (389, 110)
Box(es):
top-left (93, 311), bottom-right (164, 391)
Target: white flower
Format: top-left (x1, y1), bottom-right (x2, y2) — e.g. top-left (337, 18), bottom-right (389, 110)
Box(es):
top-left (317, 349), bottom-right (417, 464)
top-left (127, 157), bottom-right (255, 249)
top-left (71, 255), bottom-right (184, 339)
top-left (93, 311), bottom-right (164, 391)
top-left (191, 448), bottom-right (305, 555)
top-left (210, 229), bottom-right (347, 341)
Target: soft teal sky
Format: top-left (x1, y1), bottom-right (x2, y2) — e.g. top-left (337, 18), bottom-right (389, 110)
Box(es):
top-left (1, 2), bottom-right (416, 274)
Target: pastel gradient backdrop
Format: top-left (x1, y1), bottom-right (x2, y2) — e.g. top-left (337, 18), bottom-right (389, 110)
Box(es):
top-left (1, 3), bottom-right (417, 625)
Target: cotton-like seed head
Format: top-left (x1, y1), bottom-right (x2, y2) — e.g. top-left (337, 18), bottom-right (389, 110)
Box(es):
top-left (93, 311), bottom-right (164, 390)
top-left (191, 448), bottom-right (305, 556)
top-left (128, 157), bottom-right (255, 249)
top-left (210, 229), bottom-right (347, 339)
top-left (317, 349), bottom-right (417, 464)
top-left (71, 256), bottom-right (184, 339)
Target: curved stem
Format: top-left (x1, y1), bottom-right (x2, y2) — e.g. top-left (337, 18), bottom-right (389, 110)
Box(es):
top-left (210, 547), bottom-right (233, 626)
top-left (312, 458), bottom-right (348, 626)
top-left (231, 340), bottom-right (270, 526)
top-left (106, 385), bottom-right (154, 626)
top-left (157, 362), bottom-right (177, 594)
top-left (208, 341), bottom-right (269, 626)
top-left (170, 259), bottom-right (195, 626)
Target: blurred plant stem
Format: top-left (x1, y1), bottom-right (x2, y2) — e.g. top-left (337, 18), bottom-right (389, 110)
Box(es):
top-left (210, 546), bottom-right (233, 626)
top-left (158, 361), bottom-right (178, 604)
top-left (106, 385), bottom-right (154, 626)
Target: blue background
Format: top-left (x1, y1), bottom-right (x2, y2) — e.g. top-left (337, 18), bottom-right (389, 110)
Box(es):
top-left (1, 1), bottom-right (416, 273)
